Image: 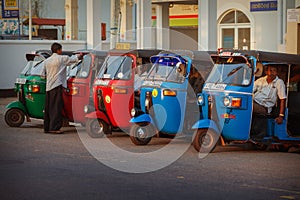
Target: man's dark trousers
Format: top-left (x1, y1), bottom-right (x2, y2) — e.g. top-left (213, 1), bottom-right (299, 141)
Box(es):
top-left (44, 85), bottom-right (63, 132)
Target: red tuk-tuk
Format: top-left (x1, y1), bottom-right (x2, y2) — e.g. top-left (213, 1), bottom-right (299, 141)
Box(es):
top-left (84, 49), bottom-right (161, 138)
top-left (63, 50), bottom-right (107, 125)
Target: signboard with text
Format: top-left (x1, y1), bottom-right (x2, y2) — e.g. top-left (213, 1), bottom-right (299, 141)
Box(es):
top-left (1, 0), bottom-right (19, 18)
top-left (287, 9), bottom-right (300, 23)
top-left (250, 1), bottom-right (277, 12)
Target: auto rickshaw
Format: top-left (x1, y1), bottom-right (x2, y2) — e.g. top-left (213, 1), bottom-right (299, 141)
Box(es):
top-left (84, 49), bottom-right (161, 138)
top-left (5, 52), bottom-right (50, 127)
top-left (63, 50), bottom-right (107, 125)
top-left (4, 50), bottom-right (90, 127)
top-left (129, 51), bottom-right (213, 145)
top-left (192, 50), bottom-right (300, 153)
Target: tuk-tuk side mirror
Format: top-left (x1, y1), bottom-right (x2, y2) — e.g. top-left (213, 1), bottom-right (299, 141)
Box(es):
top-left (255, 63), bottom-right (263, 78)
top-left (176, 62), bottom-right (187, 77)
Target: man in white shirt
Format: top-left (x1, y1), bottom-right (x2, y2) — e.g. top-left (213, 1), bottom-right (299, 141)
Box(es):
top-left (43, 43), bottom-right (81, 134)
top-left (251, 64), bottom-right (287, 137)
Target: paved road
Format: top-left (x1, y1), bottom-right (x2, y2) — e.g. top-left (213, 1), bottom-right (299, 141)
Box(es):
top-left (0, 98), bottom-right (299, 200)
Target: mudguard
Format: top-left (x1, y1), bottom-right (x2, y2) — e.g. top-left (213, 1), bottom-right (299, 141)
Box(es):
top-left (192, 119), bottom-right (220, 134)
top-left (85, 111), bottom-right (110, 124)
top-left (130, 114), bottom-right (153, 124)
top-left (6, 101), bottom-right (27, 113)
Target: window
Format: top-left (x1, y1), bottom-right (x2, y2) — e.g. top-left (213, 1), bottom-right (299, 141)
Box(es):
top-left (219, 9), bottom-right (251, 50)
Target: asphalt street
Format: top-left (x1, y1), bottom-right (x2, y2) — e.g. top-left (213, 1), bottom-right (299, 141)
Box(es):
top-left (0, 97), bottom-right (299, 200)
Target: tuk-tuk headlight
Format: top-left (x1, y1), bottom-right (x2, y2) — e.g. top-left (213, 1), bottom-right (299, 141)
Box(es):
top-left (84, 105), bottom-right (89, 113)
top-left (84, 105), bottom-right (94, 114)
top-left (223, 96), bottom-right (242, 108)
top-left (131, 108), bottom-right (143, 117)
top-left (223, 96), bottom-right (231, 107)
top-left (28, 84), bottom-right (40, 93)
top-left (131, 108), bottom-right (136, 117)
top-left (197, 94), bottom-right (204, 105)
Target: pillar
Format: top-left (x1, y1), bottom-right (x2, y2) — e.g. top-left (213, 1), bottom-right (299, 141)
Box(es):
top-left (136, 0), bottom-right (153, 49)
top-left (156, 3), bottom-right (170, 50)
top-left (198, 0), bottom-right (217, 51)
top-left (86, 0), bottom-right (102, 49)
top-left (120, 0), bottom-right (134, 41)
top-left (65, 0), bottom-right (78, 40)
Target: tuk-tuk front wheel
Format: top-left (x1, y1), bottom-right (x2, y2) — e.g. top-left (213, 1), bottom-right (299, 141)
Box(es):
top-left (4, 108), bottom-right (25, 127)
top-left (130, 123), bottom-right (154, 145)
top-left (193, 128), bottom-right (219, 153)
top-left (86, 118), bottom-right (108, 138)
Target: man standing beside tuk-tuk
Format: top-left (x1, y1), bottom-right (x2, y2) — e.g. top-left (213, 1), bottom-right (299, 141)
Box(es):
top-left (43, 42), bottom-right (82, 134)
top-left (251, 65), bottom-right (287, 138)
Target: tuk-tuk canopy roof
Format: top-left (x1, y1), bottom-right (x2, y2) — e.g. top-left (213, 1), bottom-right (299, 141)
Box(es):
top-left (73, 49), bottom-right (108, 58)
top-left (256, 51), bottom-right (300, 65)
top-left (108, 49), bottom-right (161, 58)
top-left (209, 50), bottom-right (300, 65)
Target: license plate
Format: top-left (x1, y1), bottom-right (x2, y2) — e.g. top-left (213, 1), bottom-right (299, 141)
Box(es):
top-left (15, 78), bottom-right (27, 84)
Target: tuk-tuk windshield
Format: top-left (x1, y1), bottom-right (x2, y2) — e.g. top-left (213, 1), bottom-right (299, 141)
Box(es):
top-left (146, 56), bottom-right (186, 83)
top-left (97, 56), bottom-right (133, 80)
top-left (21, 60), bottom-right (43, 76)
top-left (29, 61), bottom-right (46, 76)
top-left (67, 54), bottom-right (91, 78)
top-left (67, 61), bottom-right (82, 78)
top-left (76, 54), bottom-right (91, 78)
top-left (206, 63), bottom-right (252, 86)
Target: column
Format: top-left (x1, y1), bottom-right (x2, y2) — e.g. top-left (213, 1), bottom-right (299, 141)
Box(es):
top-left (136, 0), bottom-right (153, 49)
top-left (156, 3), bottom-right (170, 50)
top-left (110, 0), bottom-right (121, 49)
top-left (65, 0), bottom-right (78, 40)
top-left (198, 0), bottom-right (217, 51)
top-left (120, 0), bottom-right (134, 41)
top-left (86, 0), bottom-right (102, 49)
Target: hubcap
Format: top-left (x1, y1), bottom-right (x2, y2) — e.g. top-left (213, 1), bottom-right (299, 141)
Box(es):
top-left (93, 121), bottom-right (103, 134)
top-left (137, 128), bottom-right (146, 139)
top-left (201, 133), bottom-right (213, 148)
top-left (10, 112), bottom-right (21, 122)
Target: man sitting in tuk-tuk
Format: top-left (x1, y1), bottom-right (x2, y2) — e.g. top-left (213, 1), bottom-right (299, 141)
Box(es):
top-left (251, 64), bottom-right (287, 138)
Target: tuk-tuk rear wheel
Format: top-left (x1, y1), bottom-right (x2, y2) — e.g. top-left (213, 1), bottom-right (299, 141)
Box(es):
top-left (193, 128), bottom-right (219, 153)
top-left (86, 118), bottom-right (108, 138)
top-left (4, 108), bottom-right (25, 127)
top-left (130, 123), bottom-right (154, 145)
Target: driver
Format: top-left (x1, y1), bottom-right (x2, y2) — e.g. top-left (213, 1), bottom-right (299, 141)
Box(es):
top-left (251, 64), bottom-right (287, 138)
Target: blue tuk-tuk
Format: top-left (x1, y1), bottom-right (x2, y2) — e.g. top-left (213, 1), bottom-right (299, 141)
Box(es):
top-left (192, 50), bottom-right (300, 153)
top-left (129, 51), bottom-right (213, 145)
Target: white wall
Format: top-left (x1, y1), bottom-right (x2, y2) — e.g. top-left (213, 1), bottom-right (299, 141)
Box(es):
top-left (252, 11), bottom-right (278, 51)
top-left (0, 40), bottom-right (86, 89)
top-left (217, 0), bottom-right (280, 52)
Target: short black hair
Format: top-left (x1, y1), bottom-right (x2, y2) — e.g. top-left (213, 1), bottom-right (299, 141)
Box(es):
top-left (266, 64), bottom-right (278, 70)
top-left (51, 42), bottom-right (62, 53)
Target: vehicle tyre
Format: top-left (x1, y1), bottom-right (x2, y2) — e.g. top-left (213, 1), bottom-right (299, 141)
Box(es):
top-left (193, 128), bottom-right (219, 153)
top-left (4, 108), bottom-right (25, 127)
top-left (86, 118), bottom-right (108, 138)
top-left (130, 123), bottom-right (154, 145)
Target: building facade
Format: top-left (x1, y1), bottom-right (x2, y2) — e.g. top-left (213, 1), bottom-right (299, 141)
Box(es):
top-left (1, 0), bottom-right (299, 52)
top-left (0, 0), bottom-right (299, 91)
